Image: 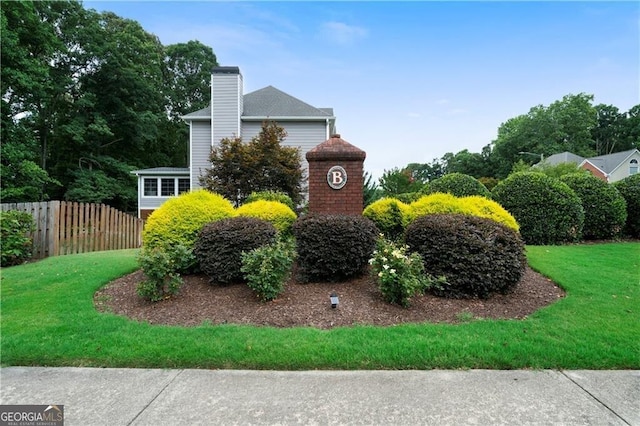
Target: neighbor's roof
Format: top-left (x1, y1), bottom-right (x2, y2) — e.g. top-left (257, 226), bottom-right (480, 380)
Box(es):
top-left (542, 151), bottom-right (585, 166)
top-left (581, 149), bottom-right (639, 174)
top-left (183, 86), bottom-right (334, 120)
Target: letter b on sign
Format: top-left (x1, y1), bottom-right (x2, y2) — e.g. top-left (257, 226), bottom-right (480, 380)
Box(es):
top-left (327, 166), bottom-right (347, 190)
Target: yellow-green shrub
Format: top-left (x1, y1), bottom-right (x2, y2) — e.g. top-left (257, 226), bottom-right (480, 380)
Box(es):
top-left (142, 189), bottom-right (235, 250)
top-left (235, 200), bottom-right (297, 234)
top-left (407, 193), bottom-right (468, 222)
top-left (407, 193), bottom-right (520, 232)
top-left (459, 196), bottom-right (519, 232)
top-left (363, 197), bottom-right (411, 240)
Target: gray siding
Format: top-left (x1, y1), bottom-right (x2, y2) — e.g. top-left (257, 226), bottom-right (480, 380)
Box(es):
top-left (212, 73), bottom-right (242, 145)
top-left (139, 196), bottom-right (172, 210)
top-left (190, 121), bottom-right (212, 189)
top-left (241, 120), bottom-right (329, 174)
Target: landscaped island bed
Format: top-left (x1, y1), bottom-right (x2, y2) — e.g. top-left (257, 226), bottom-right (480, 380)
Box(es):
top-left (95, 267), bottom-right (563, 329)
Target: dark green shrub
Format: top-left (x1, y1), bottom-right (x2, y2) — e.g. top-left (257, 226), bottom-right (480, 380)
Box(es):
top-left (241, 238), bottom-right (296, 301)
top-left (405, 214), bottom-right (526, 299)
top-left (245, 190), bottom-right (296, 212)
top-left (136, 245), bottom-right (193, 302)
top-left (560, 174), bottom-right (627, 240)
top-left (292, 214), bottom-right (378, 282)
top-left (614, 174), bottom-right (640, 238)
top-left (426, 173), bottom-right (491, 198)
top-left (492, 172), bottom-right (584, 245)
top-left (194, 217), bottom-right (276, 284)
top-left (0, 210), bottom-right (35, 267)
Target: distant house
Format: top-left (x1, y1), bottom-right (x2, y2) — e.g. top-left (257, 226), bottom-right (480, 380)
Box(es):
top-left (132, 66), bottom-right (336, 219)
top-left (540, 148), bottom-right (639, 183)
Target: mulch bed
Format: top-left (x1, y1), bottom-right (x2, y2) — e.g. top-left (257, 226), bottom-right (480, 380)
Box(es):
top-left (94, 266), bottom-right (565, 329)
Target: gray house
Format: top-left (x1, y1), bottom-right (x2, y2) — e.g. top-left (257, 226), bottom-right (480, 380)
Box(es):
top-left (132, 66), bottom-right (336, 219)
top-left (539, 148), bottom-right (640, 183)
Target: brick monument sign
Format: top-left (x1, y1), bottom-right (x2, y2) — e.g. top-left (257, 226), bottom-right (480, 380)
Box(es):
top-left (305, 134), bottom-right (366, 215)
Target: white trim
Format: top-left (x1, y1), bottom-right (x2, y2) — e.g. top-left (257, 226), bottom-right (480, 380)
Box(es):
top-left (241, 116), bottom-right (334, 122)
top-left (189, 120), bottom-right (194, 191)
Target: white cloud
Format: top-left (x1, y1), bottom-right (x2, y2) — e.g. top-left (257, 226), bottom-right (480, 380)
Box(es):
top-left (320, 21), bottom-right (368, 45)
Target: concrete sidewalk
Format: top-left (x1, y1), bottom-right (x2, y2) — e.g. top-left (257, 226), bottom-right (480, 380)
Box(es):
top-left (1, 368), bottom-right (638, 425)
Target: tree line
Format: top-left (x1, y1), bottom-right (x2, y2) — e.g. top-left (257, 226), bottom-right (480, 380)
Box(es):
top-left (378, 93), bottom-right (640, 194)
top-left (376, 94), bottom-right (639, 195)
top-left (1, 0), bottom-right (217, 212)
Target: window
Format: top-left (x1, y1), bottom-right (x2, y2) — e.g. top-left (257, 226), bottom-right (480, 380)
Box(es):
top-left (143, 178), bottom-right (158, 196)
top-left (630, 159), bottom-right (638, 175)
top-left (161, 178), bottom-right (175, 196)
top-left (178, 178), bottom-right (190, 194)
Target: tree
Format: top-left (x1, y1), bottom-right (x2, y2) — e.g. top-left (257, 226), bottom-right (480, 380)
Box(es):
top-left (622, 105), bottom-right (640, 150)
top-left (159, 41), bottom-right (218, 167)
top-left (441, 149), bottom-right (493, 178)
top-left (363, 171), bottom-right (383, 207)
top-left (406, 160), bottom-right (445, 183)
top-left (200, 121), bottom-right (305, 205)
top-left (490, 93), bottom-right (597, 178)
top-left (378, 167), bottom-right (424, 196)
top-left (592, 104), bottom-right (627, 155)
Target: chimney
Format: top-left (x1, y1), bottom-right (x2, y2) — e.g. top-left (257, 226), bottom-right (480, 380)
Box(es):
top-left (211, 66), bottom-right (243, 145)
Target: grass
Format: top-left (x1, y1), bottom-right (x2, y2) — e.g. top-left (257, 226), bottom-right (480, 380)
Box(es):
top-left (1, 243), bottom-right (638, 370)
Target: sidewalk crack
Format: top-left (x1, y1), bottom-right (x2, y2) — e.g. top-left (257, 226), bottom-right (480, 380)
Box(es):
top-left (127, 369), bottom-right (185, 425)
top-left (559, 370), bottom-right (631, 426)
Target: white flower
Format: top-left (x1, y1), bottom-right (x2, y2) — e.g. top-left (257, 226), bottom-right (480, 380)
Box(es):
top-left (390, 269), bottom-right (396, 274)
top-left (383, 264), bottom-right (389, 270)
top-left (378, 271), bottom-right (383, 277)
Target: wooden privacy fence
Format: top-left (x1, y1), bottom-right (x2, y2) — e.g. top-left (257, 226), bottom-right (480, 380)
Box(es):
top-left (1, 201), bottom-right (143, 259)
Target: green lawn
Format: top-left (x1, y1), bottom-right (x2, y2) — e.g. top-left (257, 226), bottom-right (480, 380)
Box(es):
top-left (1, 243), bottom-right (638, 369)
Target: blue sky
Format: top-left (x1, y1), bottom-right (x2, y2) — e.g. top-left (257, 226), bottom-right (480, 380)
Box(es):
top-left (85, 1), bottom-right (639, 180)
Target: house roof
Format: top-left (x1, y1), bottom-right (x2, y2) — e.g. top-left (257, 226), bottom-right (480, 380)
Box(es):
top-left (542, 151), bottom-right (585, 166)
top-left (131, 167), bottom-right (190, 176)
top-left (242, 86), bottom-right (334, 118)
top-left (580, 149), bottom-right (639, 174)
top-left (182, 86), bottom-right (334, 121)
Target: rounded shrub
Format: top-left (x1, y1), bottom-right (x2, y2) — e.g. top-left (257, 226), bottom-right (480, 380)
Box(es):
top-left (142, 189), bottom-right (235, 250)
top-left (194, 217), bottom-right (276, 285)
top-left (560, 174), bottom-right (627, 240)
top-left (427, 173), bottom-right (491, 198)
top-left (245, 190), bottom-right (296, 212)
top-left (459, 196), bottom-right (519, 232)
top-left (362, 198), bottom-right (411, 241)
top-left (492, 172), bottom-right (584, 245)
top-left (613, 174), bottom-right (640, 238)
top-left (405, 214), bottom-right (526, 299)
top-left (292, 214), bottom-right (378, 282)
top-left (407, 193), bottom-right (467, 222)
top-left (236, 200), bottom-right (297, 235)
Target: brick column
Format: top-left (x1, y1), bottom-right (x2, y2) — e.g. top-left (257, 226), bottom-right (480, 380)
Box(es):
top-left (306, 134), bottom-right (366, 215)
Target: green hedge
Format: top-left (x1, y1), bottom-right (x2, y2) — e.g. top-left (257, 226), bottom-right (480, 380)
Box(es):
top-left (560, 174), bottom-right (627, 240)
top-left (492, 172), bottom-right (584, 245)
